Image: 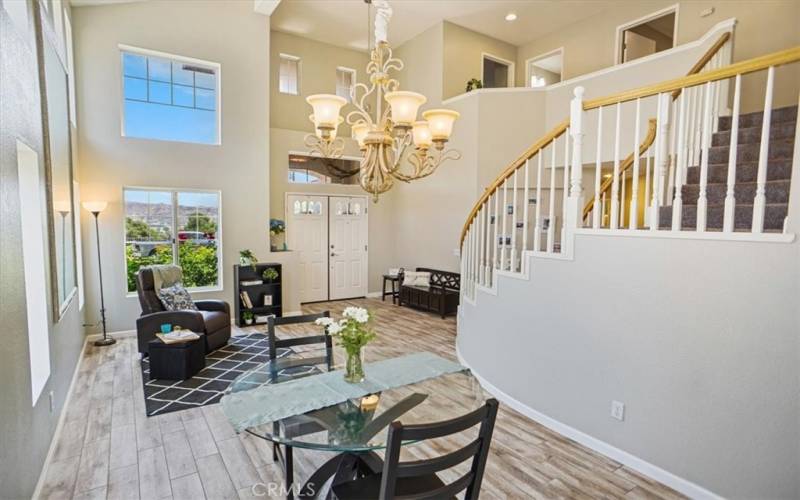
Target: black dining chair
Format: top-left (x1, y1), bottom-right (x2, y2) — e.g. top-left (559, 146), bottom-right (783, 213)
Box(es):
top-left (265, 311), bottom-right (334, 499)
top-left (332, 398), bottom-right (499, 500)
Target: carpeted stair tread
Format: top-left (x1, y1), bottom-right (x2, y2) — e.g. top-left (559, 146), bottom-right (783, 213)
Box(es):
top-left (707, 137), bottom-right (795, 164)
top-left (712, 120), bottom-right (796, 147)
top-left (684, 159), bottom-right (792, 184)
top-left (678, 180), bottom-right (791, 205)
top-left (717, 106), bottom-right (797, 131)
top-left (658, 204), bottom-right (787, 231)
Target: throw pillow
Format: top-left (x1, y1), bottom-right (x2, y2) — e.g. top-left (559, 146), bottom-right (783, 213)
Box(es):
top-left (403, 271), bottom-right (431, 288)
top-left (157, 284), bottom-right (199, 311)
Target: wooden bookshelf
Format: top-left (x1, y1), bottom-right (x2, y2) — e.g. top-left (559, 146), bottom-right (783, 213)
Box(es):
top-left (233, 262), bottom-right (282, 326)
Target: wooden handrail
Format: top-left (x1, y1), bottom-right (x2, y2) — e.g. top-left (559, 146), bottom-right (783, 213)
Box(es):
top-left (584, 45), bottom-right (800, 110)
top-left (670, 32), bottom-right (731, 100)
top-left (458, 119), bottom-right (569, 244)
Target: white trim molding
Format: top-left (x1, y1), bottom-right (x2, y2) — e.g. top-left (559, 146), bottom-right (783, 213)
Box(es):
top-left (481, 52), bottom-right (516, 89)
top-left (456, 343), bottom-right (723, 500)
top-left (525, 47), bottom-right (564, 88)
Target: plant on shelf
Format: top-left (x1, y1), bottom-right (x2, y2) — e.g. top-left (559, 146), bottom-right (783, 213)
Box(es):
top-left (239, 249), bottom-right (258, 270)
top-left (465, 78), bottom-right (483, 92)
top-left (316, 307), bottom-right (375, 383)
top-left (262, 267), bottom-right (279, 283)
top-left (242, 311), bottom-right (254, 325)
top-left (269, 218), bottom-right (285, 237)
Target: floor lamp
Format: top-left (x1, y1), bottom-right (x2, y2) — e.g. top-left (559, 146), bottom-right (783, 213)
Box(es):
top-left (82, 201), bottom-right (115, 347)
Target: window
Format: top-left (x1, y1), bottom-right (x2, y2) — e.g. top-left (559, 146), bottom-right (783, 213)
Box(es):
top-left (287, 154), bottom-right (358, 185)
top-left (124, 188), bottom-right (221, 293)
top-left (336, 67), bottom-right (356, 101)
top-left (121, 45), bottom-right (220, 144)
top-left (279, 54), bottom-right (300, 95)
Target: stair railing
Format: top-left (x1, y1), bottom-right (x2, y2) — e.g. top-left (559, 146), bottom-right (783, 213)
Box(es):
top-left (460, 38), bottom-right (800, 302)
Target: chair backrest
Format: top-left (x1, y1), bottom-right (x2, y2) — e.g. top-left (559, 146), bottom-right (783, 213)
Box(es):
top-left (379, 398), bottom-right (499, 500)
top-left (136, 267), bottom-right (165, 315)
top-left (267, 311), bottom-right (333, 371)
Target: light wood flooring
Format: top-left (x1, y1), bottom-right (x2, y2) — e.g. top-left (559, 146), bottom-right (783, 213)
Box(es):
top-left (39, 298), bottom-right (684, 499)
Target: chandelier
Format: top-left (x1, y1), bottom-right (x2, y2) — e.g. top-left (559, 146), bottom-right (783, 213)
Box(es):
top-left (304, 0), bottom-right (461, 201)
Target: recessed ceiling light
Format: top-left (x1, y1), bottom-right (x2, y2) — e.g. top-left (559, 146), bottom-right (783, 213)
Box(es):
top-left (505, 12), bottom-right (517, 22)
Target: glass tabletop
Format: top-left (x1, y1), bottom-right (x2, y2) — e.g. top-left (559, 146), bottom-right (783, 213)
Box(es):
top-left (224, 350), bottom-right (486, 453)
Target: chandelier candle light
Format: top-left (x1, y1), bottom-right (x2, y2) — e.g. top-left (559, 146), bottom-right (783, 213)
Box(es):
top-left (305, 0), bottom-right (461, 201)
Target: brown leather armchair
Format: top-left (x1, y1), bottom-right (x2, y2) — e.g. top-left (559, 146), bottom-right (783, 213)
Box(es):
top-left (135, 268), bottom-right (231, 356)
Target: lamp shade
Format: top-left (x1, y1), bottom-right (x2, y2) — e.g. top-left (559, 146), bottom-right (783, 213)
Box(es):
top-left (385, 91), bottom-right (426, 127)
top-left (53, 200), bottom-right (72, 213)
top-left (351, 122), bottom-right (369, 148)
top-left (411, 121), bottom-right (433, 149)
top-left (82, 201), bottom-right (107, 213)
top-left (422, 109), bottom-right (460, 141)
top-left (306, 94), bottom-right (347, 129)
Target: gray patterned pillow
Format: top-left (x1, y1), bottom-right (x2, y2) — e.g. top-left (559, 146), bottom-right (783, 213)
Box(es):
top-left (157, 284), bottom-right (198, 311)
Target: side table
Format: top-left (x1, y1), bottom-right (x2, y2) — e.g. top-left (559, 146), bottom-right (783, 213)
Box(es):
top-left (148, 338), bottom-right (205, 380)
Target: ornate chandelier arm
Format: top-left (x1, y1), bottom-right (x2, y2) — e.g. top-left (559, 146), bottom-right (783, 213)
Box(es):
top-left (347, 81), bottom-right (377, 126)
top-left (392, 147), bottom-right (462, 182)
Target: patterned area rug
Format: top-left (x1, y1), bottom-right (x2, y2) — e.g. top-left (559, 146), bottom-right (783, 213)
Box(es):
top-left (139, 332), bottom-right (314, 416)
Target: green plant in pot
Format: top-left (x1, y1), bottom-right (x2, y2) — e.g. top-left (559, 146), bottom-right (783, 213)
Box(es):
top-left (262, 267), bottom-right (279, 283)
top-left (239, 249), bottom-right (257, 271)
top-left (465, 78), bottom-right (483, 92)
top-left (242, 310), bottom-right (254, 325)
top-left (316, 307), bottom-right (375, 383)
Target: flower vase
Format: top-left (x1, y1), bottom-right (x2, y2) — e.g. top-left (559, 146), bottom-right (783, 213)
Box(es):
top-left (344, 348), bottom-right (365, 383)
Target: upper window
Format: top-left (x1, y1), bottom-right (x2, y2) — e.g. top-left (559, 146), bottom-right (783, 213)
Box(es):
top-left (279, 54), bottom-right (301, 95)
top-left (124, 188), bottom-right (222, 293)
top-left (336, 67), bottom-right (356, 101)
top-left (287, 154), bottom-right (358, 185)
top-left (121, 46), bottom-right (220, 145)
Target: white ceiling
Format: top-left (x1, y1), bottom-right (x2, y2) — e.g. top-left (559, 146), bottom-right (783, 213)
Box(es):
top-left (271, 0), bottom-right (627, 51)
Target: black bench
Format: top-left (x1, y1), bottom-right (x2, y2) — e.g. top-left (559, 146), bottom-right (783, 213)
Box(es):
top-left (398, 268), bottom-right (460, 318)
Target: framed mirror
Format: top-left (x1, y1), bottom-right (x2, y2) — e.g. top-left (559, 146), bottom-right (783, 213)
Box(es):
top-left (38, 4), bottom-right (77, 319)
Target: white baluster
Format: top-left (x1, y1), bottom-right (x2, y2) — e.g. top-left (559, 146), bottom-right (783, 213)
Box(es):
top-left (510, 169), bottom-right (519, 271)
top-left (547, 142), bottom-right (556, 252)
top-left (501, 178), bottom-right (508, 269)
top-left (561, 128), bottom-right (570, 247)
top-left (492, 189), bottom-right (499, 271)
top-left (752, 66), bottom-right (775, 234)
top-left (472, 220), bottom-right (478, 294)
top-left (593, 107), bottom-right (604, 229)
top-left (697, 81), bottom-right (714, 231)
top-left (711, 53), bottom-right (721, 134)
top-left (483, 200), bottom-right (490, 283)
top-left (686, 87), bottom-right (695, 167)
top-left (521, 159), bottom-right (530, 263)
top-left (477, 205), bottom-right (485, 285)
top-left (569, 86), bottom-right (585, 233)
top-left (723, 74), bottom-right (742, 233)
top-left (651, 93), bottom-right (670, 230)
top-left (610, 103), bottom-right (622, 229)
top-left (534, 153), bottom-right (543, 251)
top-left (666, 99), bottom-right (678, 206)
top-left (672, 89), bottom-right (688, 231)
top-left (621, 167), bottom-right (627, 227)
top-left (644, 146), bottom-right (651, 227)
top-left (630, 98), bottom-right (642, 229)
top-left (693, 85), bottom-right (704, 168)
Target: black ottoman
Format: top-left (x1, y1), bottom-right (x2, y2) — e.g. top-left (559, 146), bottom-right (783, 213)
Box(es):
top-left (148, 338), bottom-right (205, 380)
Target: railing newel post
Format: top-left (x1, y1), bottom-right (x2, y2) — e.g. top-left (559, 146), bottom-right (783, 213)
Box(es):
top-left (567, 86), bottom-right (585, 237)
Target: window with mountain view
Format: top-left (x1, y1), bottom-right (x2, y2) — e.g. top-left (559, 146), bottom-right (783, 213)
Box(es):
top-left (124, 188), bottom-right (221, 292)
top-left (121, 46), bottom-right (220, 144)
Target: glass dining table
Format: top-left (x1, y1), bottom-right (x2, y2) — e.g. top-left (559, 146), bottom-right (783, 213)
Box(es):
top-left (223, 350), bottom-right (486, 499)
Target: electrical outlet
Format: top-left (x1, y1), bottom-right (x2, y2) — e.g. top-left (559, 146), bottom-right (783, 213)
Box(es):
top-left (611, 400), bottom-right (625, 421)
top-left (49, 391), bottom-right (55, 413)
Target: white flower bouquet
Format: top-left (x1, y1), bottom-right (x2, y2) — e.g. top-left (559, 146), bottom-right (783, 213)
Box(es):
top-left (316, 307), bottom-right (376, 382)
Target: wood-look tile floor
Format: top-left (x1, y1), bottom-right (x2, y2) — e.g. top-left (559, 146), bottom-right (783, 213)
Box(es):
top-left (39, 298), bottom-right (685, 499)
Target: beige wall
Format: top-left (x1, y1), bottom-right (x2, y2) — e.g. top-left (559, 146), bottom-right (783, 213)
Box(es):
top-left (442, 21), bottom-right (518, 100)
top-left (516, 0), bottom-right (800, 104)
top-left (73, 1), bottom-right (270, 332)
top-left (270, 30), bottom-right (370, 136)
top-left (268, 127), bottom-right (396, 293)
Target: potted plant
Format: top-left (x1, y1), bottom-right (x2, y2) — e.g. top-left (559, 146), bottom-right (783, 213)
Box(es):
top-left (239, 249), bottom-right (258, 270)
top-left (316, 307), bottom-right (375, 383)
top-left (262, 267), bottom-right (279, 283)
top-left (270, 219), bottom-right (286, 251)
top-left (465, 78), bottom-right (483, 92)
top-left (242, 311), bottom-right (254, 326)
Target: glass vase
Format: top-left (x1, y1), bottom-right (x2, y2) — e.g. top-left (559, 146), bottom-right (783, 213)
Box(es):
top-left (344, 347), bottom-right (365, 383)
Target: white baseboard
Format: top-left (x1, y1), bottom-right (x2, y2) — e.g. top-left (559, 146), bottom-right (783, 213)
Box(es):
top-left (85, 329), bottom-right (135, 341)
top-left (32, 336), bottom-right (90, 500)
top-left (455, 344), bottom-right (722, 500)
top-left (365, 291), bottom-right (383, 299)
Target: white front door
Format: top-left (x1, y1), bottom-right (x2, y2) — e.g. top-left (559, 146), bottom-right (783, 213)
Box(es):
top-left (329, 196), bottom-right (368, 300)
top-left (286, 195), bottom-right (328, 303)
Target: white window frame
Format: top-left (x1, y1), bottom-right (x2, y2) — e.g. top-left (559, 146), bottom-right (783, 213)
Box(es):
top-left (481, 52), bottom-right (516, 89)
top-left (64, 8), bottom-right (76, 127)
top-left (118, 44), bottom-right (222, 145)
top-left (279, 53), bottom-right (301, 95)
top-left (525, 47), bottom-right (564, 89)
top-left (614, 4), bottom-right (679, 65)
top-left (335, 66), bottom-right (357, 101)
top-left (123, 186), bottom-right (224, 296)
